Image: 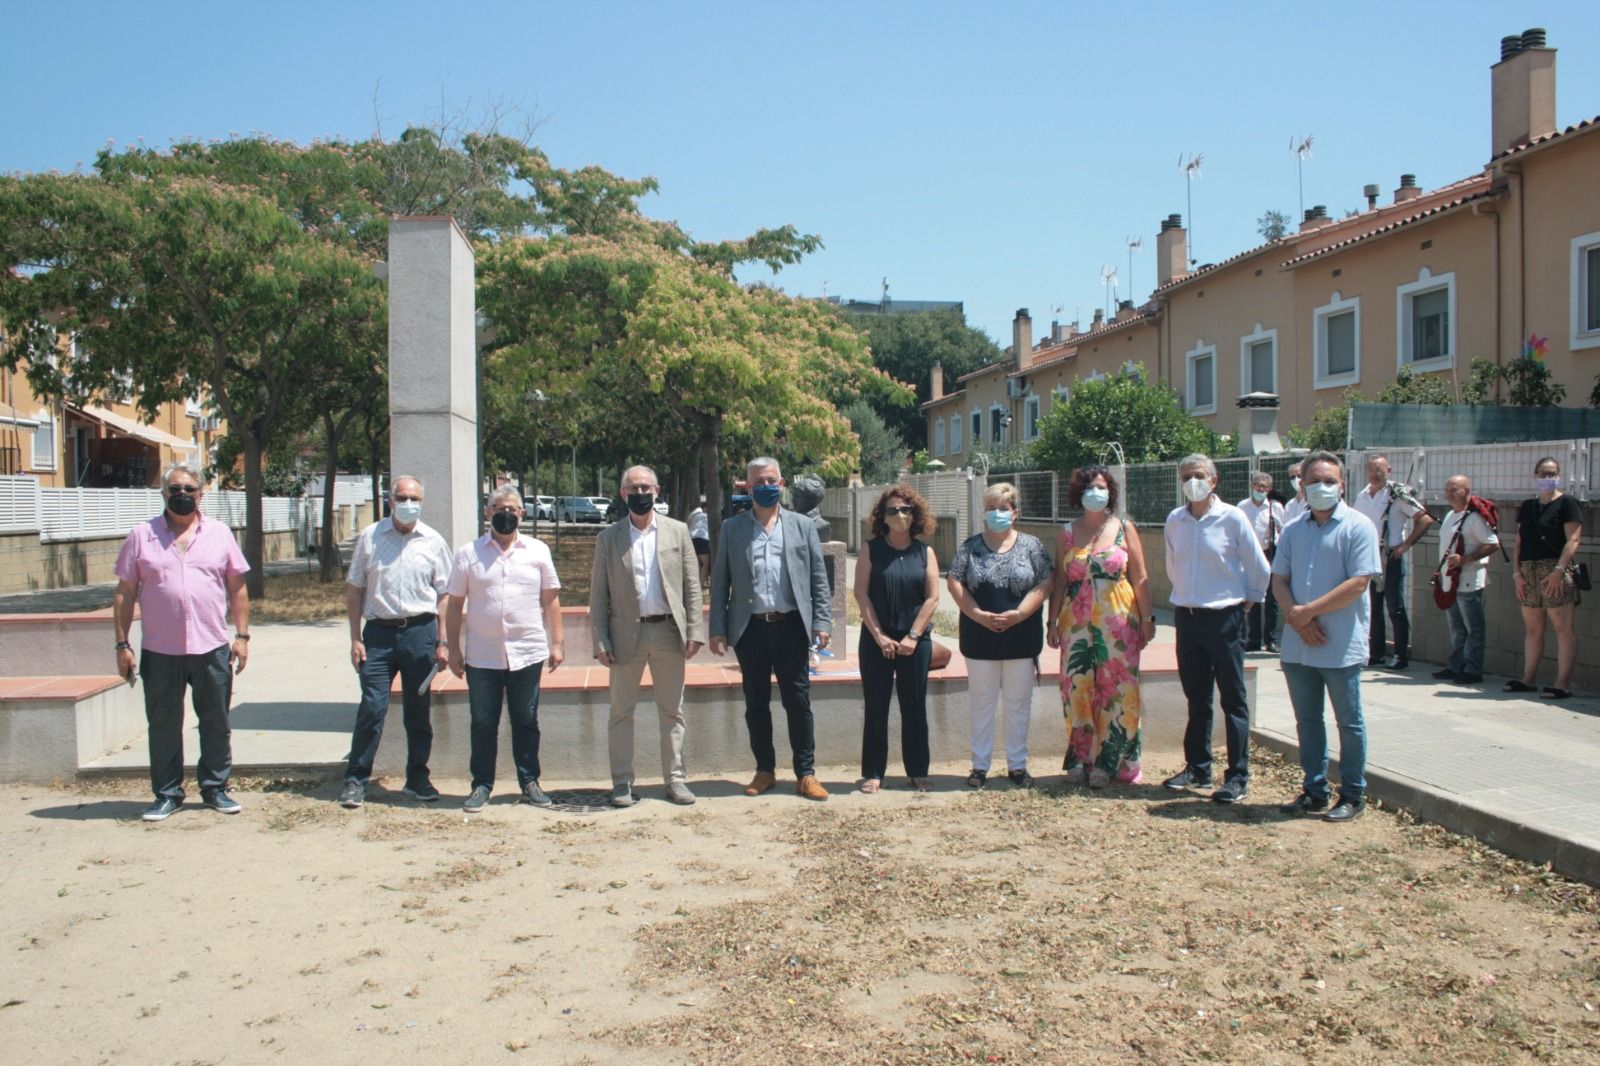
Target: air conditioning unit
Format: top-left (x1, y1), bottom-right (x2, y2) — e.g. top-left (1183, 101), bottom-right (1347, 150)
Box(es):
top-left (1006, 378), bottom-right (1027, 398)
top-left (195, 414), bottom-right (221, 432)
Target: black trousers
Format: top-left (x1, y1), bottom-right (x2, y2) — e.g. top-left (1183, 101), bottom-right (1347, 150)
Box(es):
top-left (1246, 597), bottom-right (1279, 649)
top-left (140, 645), bottom-right (233, 801)
top-left (1174, 604), bottom-right (1250, 783)
top-left (734, 613), bottom-right (816, 777)
top-left (858, 632), bottom-right (931, 780)
top-left (1368, 555), bottom-right (1409, 661)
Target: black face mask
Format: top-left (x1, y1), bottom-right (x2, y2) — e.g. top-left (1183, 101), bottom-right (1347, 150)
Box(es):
top-left (626, 492), bottom-right (655, 516)
top-left (490, 510), bottom-right (520, 535)
top-left (166, 493), bottom-right (198, 516)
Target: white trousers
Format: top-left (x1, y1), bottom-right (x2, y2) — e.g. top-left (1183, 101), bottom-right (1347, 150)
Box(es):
top-left (967, 657), bottom-right (1035, 772)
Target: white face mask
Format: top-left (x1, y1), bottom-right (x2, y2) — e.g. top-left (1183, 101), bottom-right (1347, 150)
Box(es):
top-left (1305, 482), bottom-right (1342, 511)
top-left (1081, 487), bottom-right (1110, 513)
top-left (392, 500), bottom-right (422, 524)
top-left (1290, 477), bottom-right (1301, 493)
top-left (1182, 477), bottom-right (1212, 503)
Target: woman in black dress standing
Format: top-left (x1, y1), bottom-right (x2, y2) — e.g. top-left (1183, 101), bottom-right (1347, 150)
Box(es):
top-left (1507, 456), bottom-right (1584, 699)
top-left (854, 486), bottom-right (942, 792)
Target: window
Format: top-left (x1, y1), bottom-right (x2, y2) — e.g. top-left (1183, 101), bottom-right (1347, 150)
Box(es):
top-left (1572, 229), bottom-right (1600, 351)
top-left (32, 417), bottom-right (56, 470)
top-left (1184, 341), bottom-right (1216, 415)
top-left (971, 409), bottom-right (981, 444)
top-left (1024, 394), bottom-right (1041, 440)
top-left (989, 405), bottom-right (1006, 445)
top-left (933, 418), bottom-right (945, 456)
top-left (1396, 269), bottom-right (1455, 370)
top-left (1313, 292), bottom-right (1361, 388)
top-left (949, 414), bottom-right (962, 454)
top-left (1239, 325), bottom-right (1277, 395)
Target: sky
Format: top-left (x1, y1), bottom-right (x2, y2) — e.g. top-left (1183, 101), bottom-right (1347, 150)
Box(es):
top-left (7, 1), bottom-right (1600, 347)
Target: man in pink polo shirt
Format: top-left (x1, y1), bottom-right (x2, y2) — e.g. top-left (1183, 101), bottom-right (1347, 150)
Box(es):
top-left (445, 486), bottom-right (565, 813)
top-left (113, 464), bottom-right (251, 823)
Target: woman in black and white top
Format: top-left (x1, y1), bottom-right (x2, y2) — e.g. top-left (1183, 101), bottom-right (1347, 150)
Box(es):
top-left (1507, 456), bottom-right (1584, 699)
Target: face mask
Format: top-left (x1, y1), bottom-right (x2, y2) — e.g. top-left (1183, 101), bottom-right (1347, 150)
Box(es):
top-left (392, 500), bottom-right (422, 525)
top-left (1182, 477), bottom-right (1212, 503)
top-left (886, 512), bottom-right (913, 533)
top-left (490, 510), bottom-right (520, 535)
top-left (166, 492), bottom-right (197, 516)
top-left (751, 483), bottom-right (782, 508)
top-left (1290, 477), bottom-right (1301, 493)
top-left (1305, 482), bottom-right (1342, 511)
top-left (1081, 487), bottom-right (1110, 513)
top-left (1535, 476), bottom-right (1561, 492)
top-left (626, 491), bottom-right (655, 516)
top-left (984, 509), bottom-right (1014, 533)
top-left (1250, 490), bottom-right (1267, 504)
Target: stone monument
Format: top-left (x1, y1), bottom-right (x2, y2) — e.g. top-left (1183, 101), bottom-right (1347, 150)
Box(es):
top-left (790, 474), bottom-right (847, 662)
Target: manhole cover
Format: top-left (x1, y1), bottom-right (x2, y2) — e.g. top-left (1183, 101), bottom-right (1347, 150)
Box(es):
top-left (544, 789), bottom-right (617, 814)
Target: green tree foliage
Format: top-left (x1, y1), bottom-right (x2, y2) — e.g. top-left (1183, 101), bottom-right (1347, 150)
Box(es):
top-left (1284, 369), bottom-right (1457, 453)
top-left (1257, 209), bottom-right (1290, 241)
top-left (1375, 367), bottom-right (1454, 405)
top-left (842, 399), bottom-right (906, 484)
top-left (1284, 401), bottom-right (1352, 452)
top-left (1032, 366), bottom-right (1218, 473)
top-left (1463, 356), bottom-right (1567, 408)
top-left (846, 308), bottom-right (1003, 448)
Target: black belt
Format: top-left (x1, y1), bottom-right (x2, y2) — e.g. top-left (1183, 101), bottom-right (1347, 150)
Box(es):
top-left (368, 613), bottom-right (436, 628)
top-left (639, 614), bottom-right (672, 624)
top-left (752, 610), bottom-right (796, 622)
top-left (1175, 604), bottom-right (1242, 615)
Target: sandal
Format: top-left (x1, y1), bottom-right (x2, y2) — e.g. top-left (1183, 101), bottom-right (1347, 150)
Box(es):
top-left (1063, 765), bottom-right (1088, 786)
top-left (1503, 680), bottom-right (1536, 693)
top-left (1542, 687), bottom-right (1572, 700)
top-left (859, 778), bottom-right (881, 794)
top-left (1088, 767), bottom-right (1110, 789)
top-left (966, 769), bottom-right (987, 789)
top-left (1007, 769), bottom-right (1034, 789)
top-left (909, 777), bottom-right (934, 792)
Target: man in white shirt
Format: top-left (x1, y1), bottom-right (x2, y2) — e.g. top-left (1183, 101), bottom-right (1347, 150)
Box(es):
top-left (688, 496), bottom-right (711, 588)
top-left (590, 466), bottom-right (707, 807)
top-left (1282, 461), bottom-right (1308, 527)
top-left (1162, 454), bottom-right (1272, 804)
top-left (1431, 475), bottom-right (1501, 686)
top-left (1238, 470), bottom-right (1287, 654)
top-left (445, 487), bottom-right (565, 812)
top-left (340, 475), bottom-right (454, 809)
top-left (1352, 455), bottom-right (1435, 670)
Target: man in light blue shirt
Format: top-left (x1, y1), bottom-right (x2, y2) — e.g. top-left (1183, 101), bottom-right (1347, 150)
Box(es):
top-left (1162, 453), bottom-right (1271, 804)
top-left (1272, 451), bottom-right (1382, 823)
top-left (750, 512), bottom-right (797, 615)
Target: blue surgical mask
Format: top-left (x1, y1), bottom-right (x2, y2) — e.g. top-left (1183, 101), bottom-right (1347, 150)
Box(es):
top-left (1250, 490), bottom-right (1267, 504)
top-left (1305, 482), bottom-right (1342, 511)
top-left (392, 500), bottom-right (422, 525)
top-left (1535, 476), bottom-right (1561, 492)
top-left (1081, 487), bottom-right (1110, 513)
top-left (984, 509), bottom-right (1014, 533)
top-left (751, 483), bottom-right (782, 508)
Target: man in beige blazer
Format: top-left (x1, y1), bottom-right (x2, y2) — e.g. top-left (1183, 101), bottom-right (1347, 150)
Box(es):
top-left (590, 465), bottom-right (707, 806)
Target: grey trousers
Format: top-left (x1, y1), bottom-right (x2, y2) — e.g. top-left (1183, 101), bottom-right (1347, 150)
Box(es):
top-left (140, 645), bottom-right (233, 800)
top-left (607, 620), bottom-right (689, 787)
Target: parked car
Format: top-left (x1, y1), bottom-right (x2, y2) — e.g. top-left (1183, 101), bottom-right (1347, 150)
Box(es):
top-left (523, 495), bottom-right (555, 521)
top-left (558, 496), bottom-right (603, 523)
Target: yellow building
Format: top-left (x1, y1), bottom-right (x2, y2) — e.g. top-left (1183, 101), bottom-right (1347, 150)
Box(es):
top-left (926, 28), bottom-right (1600, 455)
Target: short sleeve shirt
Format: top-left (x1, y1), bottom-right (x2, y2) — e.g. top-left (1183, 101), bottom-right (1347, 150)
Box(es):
top-left (1516, 495), bottom-right (1582, 562)
top-left (1437, 508), bottom-right (1499, 592)
top-left (446, 533), bottom-right (561, 670)
top-left (114, 514), bottom-right (250, 655)
top-left (1354, 484), bottom-right (1423, 548)
top-left (947, 532), bottom-right (1054, 660)
top-left (1272, 501), bottom-right (1382, 669)
top-left (346, 517), bottom-right (454, 619)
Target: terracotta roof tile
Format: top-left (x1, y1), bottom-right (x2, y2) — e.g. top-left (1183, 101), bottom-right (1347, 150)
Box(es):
top-left (1278, 188), bottom-right (1497, 268)
top-left (919, 388), bottom-right (967, 410)
top-left (1490, 114), bottom-right (1600, 162)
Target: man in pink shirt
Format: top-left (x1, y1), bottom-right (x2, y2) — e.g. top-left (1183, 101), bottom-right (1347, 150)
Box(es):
top-left (445, 487), bottom-right (565, 812)
top-left (113, 464), bottom-right (251, 822)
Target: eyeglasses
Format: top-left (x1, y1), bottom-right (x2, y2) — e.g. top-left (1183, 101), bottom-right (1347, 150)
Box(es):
top-left (167, 485), bottom-right (200, 495)
top-left (885, 506), bottom-right (914, 516)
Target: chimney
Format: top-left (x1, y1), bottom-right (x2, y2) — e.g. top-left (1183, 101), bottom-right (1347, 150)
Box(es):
top-left (1012, 308), bottom-right (1033, 371)
top-left (1114, 300), bottom-right (1136, 323)
top-left (1298, 205), bottom-right (1332, 232)
top-left (1393, 174), bottom-right (1422, 204)
top-left (1363, 183), bottom-right (1380, 210)
top-left (1050, 320), bottom-right (1070, 344)
top-left (1492, 28), bottom-right (1557, 156)
top-left (1091, 308), bottom-right (1105, 330)
top-left (1156, 214), bottom-right (1186, 287)
top-left (1236, 393), bottom-right (1283, 455)
top-left (930, 362), bottom-right (944, 401)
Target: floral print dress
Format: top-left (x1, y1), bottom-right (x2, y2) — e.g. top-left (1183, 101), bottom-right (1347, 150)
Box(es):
top-left (1059, 521), bottom-right (1143, 782)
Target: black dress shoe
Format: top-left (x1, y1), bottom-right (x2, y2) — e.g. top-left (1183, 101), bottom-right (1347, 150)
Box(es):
top-left (1385, 656), bottom-right (1410, 670)
top-left (1453, 673), bottom-right (1483, 685)
top-left (1431, 668), bottom-right (1458, 681)
top-left (1264, 641), bottom-right (1278, 654)
top-left (1277, 792), bottom-right (1330, 815)
top-left (1162, 768), bottom-right (1212, 791)
top-left (1212, 779), bottom-right (1248, 804)
top-left (142, 797), bottom-right (181, 822)
top-left (1324, 797), bottom-right (1365, 822)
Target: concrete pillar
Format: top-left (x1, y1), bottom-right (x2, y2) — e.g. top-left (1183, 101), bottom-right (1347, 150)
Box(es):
top-left (388, 217), bottom-right (479, 551)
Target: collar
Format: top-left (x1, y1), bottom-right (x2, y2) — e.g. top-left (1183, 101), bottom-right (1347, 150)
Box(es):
top-left (1182, 496), bottom-right (1221, 521)
top-left (628, 515), bottom-right (658, 536)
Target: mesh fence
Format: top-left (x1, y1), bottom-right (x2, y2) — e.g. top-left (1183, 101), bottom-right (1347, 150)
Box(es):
top-left (1350, 403), bottom-right (1600, 447)
top-left (1124, 462), bottom-right (1178, 525)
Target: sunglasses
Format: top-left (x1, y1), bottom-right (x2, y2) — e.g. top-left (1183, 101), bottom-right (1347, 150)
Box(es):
top-left (167, 485), bottom-right (200, 495)
top-left (885, 506), bottom-right (914, 516)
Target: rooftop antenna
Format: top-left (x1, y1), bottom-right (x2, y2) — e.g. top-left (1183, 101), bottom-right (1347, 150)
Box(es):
top-left (880, 275), bottom-right (889, 308)
top-left (1179, 152), bottom-right (1204, 266)
top-left (1125, 236), bottom-right (1143, 303)
top-left (1291, 134), bottom-right (1315, 220)
top-left (1099, 265), bottom-right (1118, 317)
top-left (820, 277), bottom-right (828, 298)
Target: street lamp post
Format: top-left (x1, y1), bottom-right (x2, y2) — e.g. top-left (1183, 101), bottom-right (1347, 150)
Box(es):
top-left (525, 388), bottom-right (547, 531)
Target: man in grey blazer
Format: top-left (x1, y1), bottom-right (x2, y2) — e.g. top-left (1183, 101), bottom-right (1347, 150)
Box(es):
top-left (709, 457), bottom-right (833, 800)
top-left (591, 465), bottom-right (707, 807)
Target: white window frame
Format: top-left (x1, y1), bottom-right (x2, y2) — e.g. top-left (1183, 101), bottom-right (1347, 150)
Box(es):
top-left (1184, 340), bottom-right (1217, 416)
top-left (1572, 229), bottom-right (1600, 351)
top-left (989, 404), bottom-right (1006, 446)
top-left (933, 417), bottom-right (945, 456)
top-left (32, 416), bottom-right (56, 470)
top-left (1239, 324), bottom-right (1278, 395)
top-left (1396, 268), bottom-right (1455, 372)
top-left (1052, 384), bottom-right (1071, 407)
top-left (949, 414), bottom-right (962, 454)
top-left (1023, 394), bottom-right (1041, 440)
top-left (1313, 291), bottom-right (1361, 389)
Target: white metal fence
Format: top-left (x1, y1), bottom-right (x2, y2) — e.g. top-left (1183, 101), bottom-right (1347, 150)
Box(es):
top-left (1348, 440), bottom-right (1595, 505)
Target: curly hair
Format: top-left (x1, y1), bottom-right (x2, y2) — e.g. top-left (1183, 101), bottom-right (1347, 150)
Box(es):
top-left (1066, 465), bottom-right (1120, 513)
top-left (868, 484), bottom-right (937, 541)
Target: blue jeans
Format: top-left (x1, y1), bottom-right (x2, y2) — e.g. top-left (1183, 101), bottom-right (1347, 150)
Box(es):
top-left (344, 619), bottom-right (437, 787)
top-left (1445, 589), bottom-right (1486, 677)
top-left (465, 661), bottom-right (545, 792)
top-left (1282, 662), bottom-right (1366, 802)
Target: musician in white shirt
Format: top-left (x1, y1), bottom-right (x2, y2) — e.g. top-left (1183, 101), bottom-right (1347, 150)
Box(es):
top-left (1238, 471), bottom-right (1287, 653)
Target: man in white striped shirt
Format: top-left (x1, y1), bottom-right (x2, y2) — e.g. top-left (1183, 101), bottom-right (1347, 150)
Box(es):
top-left (1162, 454), bottom-right (1271, 805)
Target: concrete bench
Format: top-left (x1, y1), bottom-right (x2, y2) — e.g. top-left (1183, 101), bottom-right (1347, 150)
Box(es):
top-left (0, 675), bottom-right (146, 783)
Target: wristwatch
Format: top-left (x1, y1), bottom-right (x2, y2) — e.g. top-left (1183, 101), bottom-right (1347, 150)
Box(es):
top-left (115, 641), bottom-right (133, 651)
top-left (234, 633), bottom-right (250, 641)
top-left (436, 640), bottom-right (449, 649)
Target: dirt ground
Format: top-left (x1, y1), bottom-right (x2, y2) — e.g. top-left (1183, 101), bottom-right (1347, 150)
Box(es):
top-left (2, 752), bottom-right (1596, 1065)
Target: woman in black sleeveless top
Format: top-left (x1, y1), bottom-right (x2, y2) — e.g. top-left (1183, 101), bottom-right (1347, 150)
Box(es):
top-left (853, 486), bottom-right (942, 792)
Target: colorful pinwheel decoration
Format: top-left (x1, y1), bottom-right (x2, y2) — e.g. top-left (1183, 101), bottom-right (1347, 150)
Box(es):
top-left (1522, 333), bottom-right (1549, 361)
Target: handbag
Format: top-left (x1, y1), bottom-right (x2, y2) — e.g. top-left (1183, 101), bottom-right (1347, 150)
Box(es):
top-left (1570, 562), bottom-right (1591, 591)
top-left (1431, 525), bottom-right (1464, 610)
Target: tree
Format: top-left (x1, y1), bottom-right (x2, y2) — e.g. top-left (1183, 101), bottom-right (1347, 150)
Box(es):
top-left (1257, 210), bottom-right (1290, 242)
top-left (1375, 367), bottom-right (1454, 405)
top-left (1284, 399), bottom-right (1352, 452)
top-left (842, 399), bottom-right (906, 484)
top-left (1463, 355), bottom-right (1567, 408)
top-left (1032, 366), bottom-right (1219, 473)
top-left (846, 308), bottom-right (1003, 448)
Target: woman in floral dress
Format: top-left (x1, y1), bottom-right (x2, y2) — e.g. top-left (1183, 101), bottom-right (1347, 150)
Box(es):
top-left (1047, 466), bottom-right (1155, 786)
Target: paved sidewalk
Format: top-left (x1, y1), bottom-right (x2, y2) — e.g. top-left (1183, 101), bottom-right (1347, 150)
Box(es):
top-left (0, 556), bottom-right (322, 615)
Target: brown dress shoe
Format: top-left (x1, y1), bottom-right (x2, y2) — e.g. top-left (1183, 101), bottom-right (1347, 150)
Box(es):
top-left (744, 771), bottom-right (778, 797)
top-left (797, 775), bottom-right (829, 801)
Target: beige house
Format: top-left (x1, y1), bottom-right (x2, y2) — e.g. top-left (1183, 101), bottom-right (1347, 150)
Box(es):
top-left (926, 28), bottom-right (1600, 454)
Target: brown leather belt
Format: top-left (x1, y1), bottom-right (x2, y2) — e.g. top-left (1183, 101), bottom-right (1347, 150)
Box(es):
top-left (752, 610), bottom-right (796, 622)
top-left (640, 614), bottom-right (672, 623)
